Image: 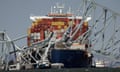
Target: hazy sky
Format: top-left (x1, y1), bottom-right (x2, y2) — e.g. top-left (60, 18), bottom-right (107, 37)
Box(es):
top-left (0, 0), bottom-right (120, 46)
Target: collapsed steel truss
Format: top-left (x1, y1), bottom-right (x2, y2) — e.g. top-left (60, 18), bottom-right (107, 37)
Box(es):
top-left (0, 0), bottom-right (120, 70)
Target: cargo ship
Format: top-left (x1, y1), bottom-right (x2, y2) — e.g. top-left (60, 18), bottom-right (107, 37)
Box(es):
top-left (0, 3), bottom-right (93, 70)
top-left (1, 0), bottom-right (120, 71)
top-left (25, 3), bottom-right (93, 69)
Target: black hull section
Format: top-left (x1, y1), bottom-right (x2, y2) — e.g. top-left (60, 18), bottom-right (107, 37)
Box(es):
top-left (50, 49), bottom-right (90, 68)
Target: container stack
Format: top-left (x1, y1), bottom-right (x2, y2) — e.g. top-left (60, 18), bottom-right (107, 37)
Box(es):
top-left (27, 16), bottom-right (84, 46)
